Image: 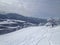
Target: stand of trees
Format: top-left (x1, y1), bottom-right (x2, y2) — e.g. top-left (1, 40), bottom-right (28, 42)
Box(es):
top-left (46, 18), bottom-right (60, 27)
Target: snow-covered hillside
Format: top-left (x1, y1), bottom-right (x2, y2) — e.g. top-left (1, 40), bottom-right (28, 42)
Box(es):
top-left (0, 26), bottom-right (60, 45)
top-left (0, 19), bottom-right (37, 35)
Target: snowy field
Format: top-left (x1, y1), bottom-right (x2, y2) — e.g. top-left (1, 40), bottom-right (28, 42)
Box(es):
top-left (0, 26), bottom-right (60, 45)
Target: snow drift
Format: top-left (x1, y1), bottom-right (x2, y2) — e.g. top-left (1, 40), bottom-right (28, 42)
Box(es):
top-left (0, 26), bottom-right (60, 45)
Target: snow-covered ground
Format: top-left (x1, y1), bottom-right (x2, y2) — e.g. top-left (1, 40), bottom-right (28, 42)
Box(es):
top-left (0, 21), bottom-right (16, 24)
top-left (0, 26), bottom-right (60, 45)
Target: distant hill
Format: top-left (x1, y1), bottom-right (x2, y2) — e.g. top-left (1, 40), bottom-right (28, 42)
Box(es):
top-left (0, 13), bottom-right (47, 24)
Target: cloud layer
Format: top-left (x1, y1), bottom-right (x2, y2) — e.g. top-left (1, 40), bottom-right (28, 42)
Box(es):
top-left (0, 0), bottom-right (60, 18)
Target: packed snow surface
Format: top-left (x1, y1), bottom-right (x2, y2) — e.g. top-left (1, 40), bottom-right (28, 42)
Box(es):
top-left (0, 26), bottom-right (60, 45)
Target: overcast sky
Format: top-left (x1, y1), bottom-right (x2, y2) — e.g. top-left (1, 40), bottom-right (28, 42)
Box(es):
top-left (0, 0), bottom-right (60, 18)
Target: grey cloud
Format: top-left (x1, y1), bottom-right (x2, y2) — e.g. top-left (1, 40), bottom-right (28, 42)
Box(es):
top-left (0, 0), bottom-right (60, 18)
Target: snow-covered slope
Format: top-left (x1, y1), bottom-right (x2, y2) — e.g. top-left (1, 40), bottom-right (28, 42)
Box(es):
top-left (0, 26), bottom-right (60, 45)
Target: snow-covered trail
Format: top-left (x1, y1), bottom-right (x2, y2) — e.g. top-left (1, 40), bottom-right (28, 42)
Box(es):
top-left (0, 26), bottom-right (60, 45)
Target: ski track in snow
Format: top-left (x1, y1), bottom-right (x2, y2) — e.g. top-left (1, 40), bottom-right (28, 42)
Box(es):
top-left (0, 26), bottom-right (60, 45)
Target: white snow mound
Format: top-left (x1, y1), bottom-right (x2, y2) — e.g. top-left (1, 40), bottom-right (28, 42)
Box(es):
top-left (0, 26), bottom-right (60, 45)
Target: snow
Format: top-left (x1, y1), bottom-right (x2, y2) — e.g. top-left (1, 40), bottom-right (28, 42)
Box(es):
top-left (0, 26), bottom-right (60, 45)
top-left (0, 29), bottom-right (3, 30)
top-left (7, 26), bottom-right (18, 29)
top-left (0, 21), bottom-right (16, 24)
top-left (13, 20), bottom-right (26, 23)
